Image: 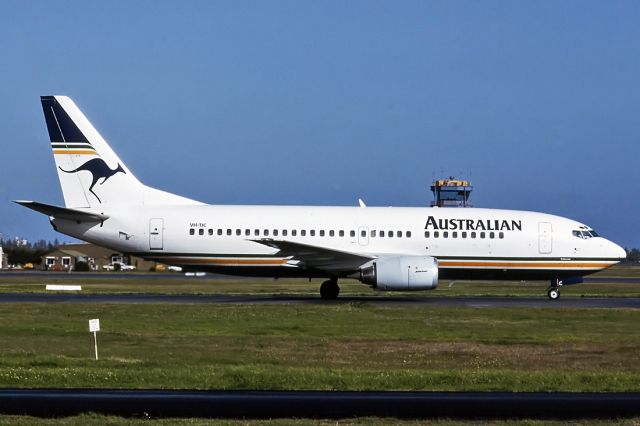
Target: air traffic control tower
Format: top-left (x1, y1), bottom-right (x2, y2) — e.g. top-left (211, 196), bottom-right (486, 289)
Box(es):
top-left (430, 177), bottom-right (473, 207)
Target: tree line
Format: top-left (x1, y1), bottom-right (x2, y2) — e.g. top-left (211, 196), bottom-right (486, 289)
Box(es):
top-left (1, 238), bottom-right (61, 266)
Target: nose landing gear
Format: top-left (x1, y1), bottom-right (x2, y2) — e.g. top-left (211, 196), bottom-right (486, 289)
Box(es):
top-left (547, 279), bottom-right (562, 300)
top-left (320, 278), bottom-right (340, 299)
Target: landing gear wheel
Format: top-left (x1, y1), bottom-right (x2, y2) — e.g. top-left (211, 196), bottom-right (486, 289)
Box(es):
top-left (320, 279), bottom-right (340, 299)
top-left (547, 288), bottom-right (560, 300)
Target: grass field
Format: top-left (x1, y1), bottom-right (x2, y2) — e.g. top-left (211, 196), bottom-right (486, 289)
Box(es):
top-left (0, 301), bottom-right (639, 391)
top-left (1, 415), bottom-right (640, 426)
top-left (0, 267), bottom-right (639, 423)
top-left (3, 415), bottom-right (640, 425)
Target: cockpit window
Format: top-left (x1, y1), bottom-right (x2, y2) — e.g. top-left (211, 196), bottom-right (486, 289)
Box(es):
top-left (573, 229), bottom-right (599, 239)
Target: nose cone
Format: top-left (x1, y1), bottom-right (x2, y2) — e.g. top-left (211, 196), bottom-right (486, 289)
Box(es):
top-left (607, 240), bottom-right (627, 261)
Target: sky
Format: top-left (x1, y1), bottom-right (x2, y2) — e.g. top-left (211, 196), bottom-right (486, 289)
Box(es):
top-left (0, 1), bottom-right (639, 248)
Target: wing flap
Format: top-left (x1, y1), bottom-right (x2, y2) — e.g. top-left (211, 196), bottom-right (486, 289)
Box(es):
top-left (14, 200), bottom-right (108, 222)
top-left (251, 239), bottom-right (373, 272)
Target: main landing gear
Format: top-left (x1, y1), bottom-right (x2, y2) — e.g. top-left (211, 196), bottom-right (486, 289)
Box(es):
top-left (547, 279), bottom-right (562, 300)
top-left (320, 278), bottom-right (340, 300)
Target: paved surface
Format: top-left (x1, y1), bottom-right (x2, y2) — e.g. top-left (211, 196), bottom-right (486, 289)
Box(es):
top-left (0, 293), bottom-right (639, 308)
top-left (0, 389), bottom-right (639, 419)
top-left (3, 270), bottom-right (639, 283)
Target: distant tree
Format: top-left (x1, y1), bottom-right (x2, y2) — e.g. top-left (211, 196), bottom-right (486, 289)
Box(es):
top-left (6, 247), bottom-right (47, 265)
top-left (627, 248), bottom-right (640, 263)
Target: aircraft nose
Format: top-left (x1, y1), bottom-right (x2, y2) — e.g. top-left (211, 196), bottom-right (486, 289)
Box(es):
top-left (609, 240), bottom-right (627, 260)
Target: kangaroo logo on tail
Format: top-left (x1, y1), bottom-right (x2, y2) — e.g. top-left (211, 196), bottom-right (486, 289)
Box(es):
top-left (59, 158), bottom-right (126, 203)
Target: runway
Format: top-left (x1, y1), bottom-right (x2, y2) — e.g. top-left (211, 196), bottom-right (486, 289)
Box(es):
top-left (1, 389), bottom-right (639, 419)
top-left (0, 293), bottom-right (639, 308)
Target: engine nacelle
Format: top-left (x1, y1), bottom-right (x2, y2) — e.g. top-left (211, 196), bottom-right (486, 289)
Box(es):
top-left (360, 256), bottom-right (438, 291)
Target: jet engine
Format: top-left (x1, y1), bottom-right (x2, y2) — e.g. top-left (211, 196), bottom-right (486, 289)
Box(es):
top-left (360, 256), bottom-right (438, 291)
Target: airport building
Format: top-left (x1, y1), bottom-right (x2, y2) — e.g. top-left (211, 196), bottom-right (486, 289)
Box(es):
top-left (430, 177), bottom-right (473, 208)
top-left (41, 243), bottom-right (155, 271)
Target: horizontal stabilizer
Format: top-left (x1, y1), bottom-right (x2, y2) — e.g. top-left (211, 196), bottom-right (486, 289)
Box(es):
top-left (251, 239), bottom-right (373, 272)
top-left (13, 200), bottom-right (109, 222)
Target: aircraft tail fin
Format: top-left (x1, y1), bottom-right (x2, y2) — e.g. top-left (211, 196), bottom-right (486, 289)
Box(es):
top-left (40, 96), bottom-right (201, 208)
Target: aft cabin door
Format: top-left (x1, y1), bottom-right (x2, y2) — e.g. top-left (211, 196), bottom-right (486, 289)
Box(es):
top-left (538, 222), bottom-right (552, 254)
top-left (149, 218), bottom-right (164, 250)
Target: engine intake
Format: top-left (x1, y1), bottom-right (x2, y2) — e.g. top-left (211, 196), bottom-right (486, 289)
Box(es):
top-left (360, 256), bottom-right (438, 291)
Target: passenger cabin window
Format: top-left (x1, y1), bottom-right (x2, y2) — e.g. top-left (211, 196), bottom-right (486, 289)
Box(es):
top-left (371, 230), bottom-right (377, 238)
top-left (350, 230), bottom-right (356, 237)
top-left (407, 231), bottom-right (412, 238)
top-left (236, 229), bottom-right (241, 236)
top-left (388, 231), bottom-right (394, 238)
top-left (189, 229), bottom-right (195, 235)
top-left (301, 230), bottom-right (306, 236)
top-left (245, 229), bottom-right (251, 236)
top-left (329, 230), bottom-right (334, 237)
top-left (283, 230), bottom-right (288, 237)
top-left (292, 230), bottom-right (297, 236)
top-left (339, 230), bottom-right (344, 237)
top-left (227, 229), bottom-right (232, 236)
top-left (273, 230), bottom-right (279, 237)
top-left (254, 229), bottom-right (260, 236)
top-left (361, 230), bottom-right (367, 237)
top-left (199, 229), bottom-right (204, 235)
top-left (424, 231), bottom-right (430, 238)
top-left (320, 230), bottom-right (325, 237)
top-left (310, 230), bottom-right (316, 236)
top-left (208, 229), bottom-right (214, 236)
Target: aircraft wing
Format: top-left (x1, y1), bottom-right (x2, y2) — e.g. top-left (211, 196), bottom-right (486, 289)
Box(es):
top-left (251, 239), bottom-right (374, 273)
top-left (14, 200), bottom-right (109, 222)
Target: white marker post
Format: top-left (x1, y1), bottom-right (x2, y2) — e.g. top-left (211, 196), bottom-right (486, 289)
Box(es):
top-left (88, 319), bottom-right (100, 360)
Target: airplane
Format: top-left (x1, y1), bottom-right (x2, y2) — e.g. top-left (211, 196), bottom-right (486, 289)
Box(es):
top-left (16, 96), bottom-right (627, 300)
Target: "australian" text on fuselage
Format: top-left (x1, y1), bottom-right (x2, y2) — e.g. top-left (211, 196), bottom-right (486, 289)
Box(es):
top-left (424, 216), bottom-right (522, 232)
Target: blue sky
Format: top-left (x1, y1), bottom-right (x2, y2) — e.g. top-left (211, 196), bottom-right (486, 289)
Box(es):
top-left (1, 1), bottom-right (639, 248)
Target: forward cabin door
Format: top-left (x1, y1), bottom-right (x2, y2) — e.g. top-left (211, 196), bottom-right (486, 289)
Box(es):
top-left (538, 222), bottom-right (552, 254)
top-left (149, 218), bottom-right (164, 250)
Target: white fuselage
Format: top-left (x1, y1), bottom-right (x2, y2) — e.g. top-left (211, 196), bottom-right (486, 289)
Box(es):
top-left (52, 204), bottom-right (625, 281)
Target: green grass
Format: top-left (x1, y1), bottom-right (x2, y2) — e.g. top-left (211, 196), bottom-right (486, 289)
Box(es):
top-left (0, 302), bottom-right (638, 391)
top-left (0, 272), bottom-right (639, 423)
top-left (1, 415), bottom-right (640, 425)
top-left (3, 415), bottom-right (640, 425)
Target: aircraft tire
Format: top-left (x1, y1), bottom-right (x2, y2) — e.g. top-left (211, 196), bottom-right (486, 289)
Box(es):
top-left (320, 280), bottom-right (340, 299)
top-left (547, 288), bottom-right (560, 300)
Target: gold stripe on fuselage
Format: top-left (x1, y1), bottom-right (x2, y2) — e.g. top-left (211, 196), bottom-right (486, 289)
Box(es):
top-left (163, 257), bottom-right (289, 266)
top-left (52, 149), bottom-right (96, 155)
